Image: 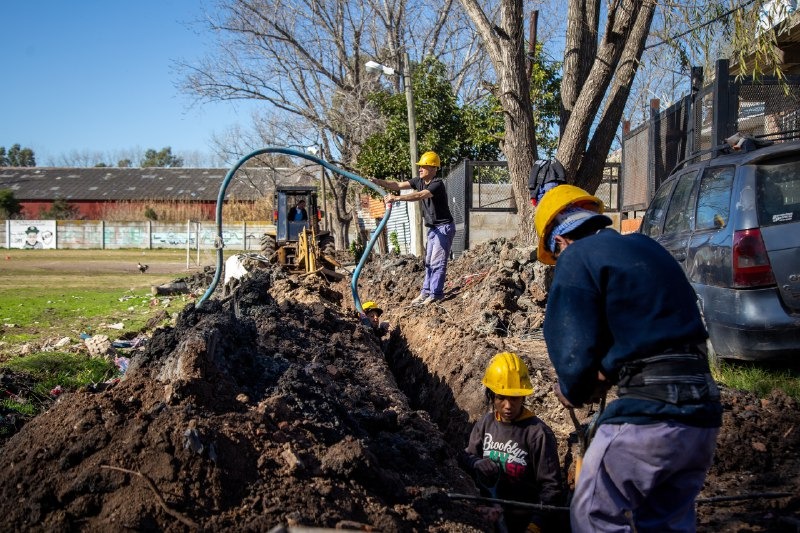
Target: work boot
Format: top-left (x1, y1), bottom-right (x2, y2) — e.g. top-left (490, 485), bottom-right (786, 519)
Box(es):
top-left (422, 295), bottom-right (443, 306)
top-left (410, 294), bottom-right (428, 306)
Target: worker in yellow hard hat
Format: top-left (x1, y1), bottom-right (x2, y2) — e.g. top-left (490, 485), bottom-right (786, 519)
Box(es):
top-left (534, 182), bottom-right (722, 533)
top-left (460, 352), bottom-right (565, 533)
top-left (370, 151), bottom-right (455, 307)
top-left (361, 300), bottom-right (384, 330)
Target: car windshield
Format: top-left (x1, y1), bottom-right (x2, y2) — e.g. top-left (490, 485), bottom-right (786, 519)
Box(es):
top-left (755, 157), bottom-right (800, 226)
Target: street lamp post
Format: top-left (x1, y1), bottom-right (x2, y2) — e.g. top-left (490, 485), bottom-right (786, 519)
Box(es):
top-left (306, 144), bottom-right (328, 231)
top-left (365, 54), bottom-right (424, 257)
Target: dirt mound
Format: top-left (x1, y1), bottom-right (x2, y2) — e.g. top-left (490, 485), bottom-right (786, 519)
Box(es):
top-left (1, 238), bottom-right (799, 531)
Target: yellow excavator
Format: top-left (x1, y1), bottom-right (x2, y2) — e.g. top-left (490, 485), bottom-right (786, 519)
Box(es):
top-left (260, 186), bottom-right (342, 280)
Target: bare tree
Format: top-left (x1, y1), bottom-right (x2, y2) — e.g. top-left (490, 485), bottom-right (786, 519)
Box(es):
top-left (180, 0), bottom-right (489, 249)
top-left (458, 0), bottom-right (538, 242)
top-left (558, 0), bottom-right (657, 194)
top-left (459, 0), bottom-right (786, 244)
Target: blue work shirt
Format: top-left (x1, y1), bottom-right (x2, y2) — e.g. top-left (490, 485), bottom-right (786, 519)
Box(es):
top-left (543, 229), bottom-right (722, 428)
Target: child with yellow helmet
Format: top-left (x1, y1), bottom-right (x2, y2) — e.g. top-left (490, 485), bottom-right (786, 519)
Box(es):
top-left (361, 301), bottom-right (384, 330)
top-left (460, 352), bottom-right (565, 533)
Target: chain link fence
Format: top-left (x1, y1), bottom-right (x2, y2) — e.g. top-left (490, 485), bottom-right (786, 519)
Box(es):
top-left (621, 59), bottom-right (800, 213)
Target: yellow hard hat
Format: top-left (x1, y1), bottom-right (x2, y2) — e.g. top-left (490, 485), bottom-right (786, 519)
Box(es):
top-left (481, 352), bottom-right (534, 396)
top-left (416, 151), bottom-right (441, 168)
top-left (362, 301), bottom-right (383, 315)
top-left (534, 184), bottom-right (604, 265)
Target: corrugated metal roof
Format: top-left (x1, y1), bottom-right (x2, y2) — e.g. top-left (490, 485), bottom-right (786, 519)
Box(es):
top-left (0, 166), bottom-right (317, 202)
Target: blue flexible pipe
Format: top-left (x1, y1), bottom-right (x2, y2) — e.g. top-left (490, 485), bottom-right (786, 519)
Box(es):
top-left (197, 146), bottom-right (392, 321)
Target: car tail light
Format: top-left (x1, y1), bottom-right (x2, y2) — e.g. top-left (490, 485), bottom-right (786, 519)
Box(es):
top-left (732, 228), bottom-right (776, 288)
top-left (273, 210), bottom-right (278, 223)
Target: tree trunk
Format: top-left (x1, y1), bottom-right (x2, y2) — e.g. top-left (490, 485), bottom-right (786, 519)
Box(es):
top-left (561, 0), bottom-right (600, 136)
top-left (459, 0), bottom-right (537, 244)
top-left (579, 0), bottom-right (657, 193)
top-left (331, 175), bottom-right (353, 250)
top-left (557, 0), bottom-right (646, 186)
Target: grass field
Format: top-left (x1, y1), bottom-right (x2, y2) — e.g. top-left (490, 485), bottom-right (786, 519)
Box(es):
top-left (0, 248), bottom-right (211, 426)
top-left (0, 249), bottom-right (206, 356)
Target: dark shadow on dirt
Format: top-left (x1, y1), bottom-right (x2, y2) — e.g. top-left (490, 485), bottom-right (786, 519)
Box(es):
top-left (383, 328), bottom-right (472, 451)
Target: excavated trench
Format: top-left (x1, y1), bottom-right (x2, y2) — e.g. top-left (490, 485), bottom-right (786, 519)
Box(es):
top-left (344, 241), bottom-right (567, 455)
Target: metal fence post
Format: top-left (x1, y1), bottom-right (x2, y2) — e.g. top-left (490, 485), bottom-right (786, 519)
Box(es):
top-left (647, 99), bottom-right (661, 203)
top-left (713, 59), bottom-right (733, 157)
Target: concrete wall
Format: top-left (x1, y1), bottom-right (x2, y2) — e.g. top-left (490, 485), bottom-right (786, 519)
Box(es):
top-left (468, 211), bottom-right (518, 243)
top-left (2, 220), bottom-right (274, 251)
top-left (467, 210), bottom-right (623, 247)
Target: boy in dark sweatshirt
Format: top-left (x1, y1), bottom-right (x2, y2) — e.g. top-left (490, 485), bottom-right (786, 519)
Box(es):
top-left (461, 352), bottom-right (564, 533)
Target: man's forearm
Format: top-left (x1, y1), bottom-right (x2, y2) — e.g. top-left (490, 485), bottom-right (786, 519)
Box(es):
top-left (373, 178), bottom-right (400, 191)
top-left (389, 190), bottom-right (431, 202)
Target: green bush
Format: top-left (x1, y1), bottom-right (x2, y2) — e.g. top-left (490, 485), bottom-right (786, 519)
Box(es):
top-left (389, 231), bottom-right (401, 254)
top-left (349, 238), bottom-right (365, 262)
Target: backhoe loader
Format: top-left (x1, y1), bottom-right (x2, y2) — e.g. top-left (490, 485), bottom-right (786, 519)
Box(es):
top-left (260, 186), bottom-right (341, 280)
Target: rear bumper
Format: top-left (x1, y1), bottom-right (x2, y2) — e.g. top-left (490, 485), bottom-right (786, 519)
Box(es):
top-left (695, 285), bottom-right (800, 360)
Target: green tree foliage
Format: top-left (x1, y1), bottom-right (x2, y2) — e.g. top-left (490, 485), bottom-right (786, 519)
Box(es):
top-left (357, 57), bottom-right (504, 180)
top-left (117, 159), bottom-right (132, 168)
top-left (529, 43), bottom-right (561, 159)
top-left (0, 144), bottom-right (36, 167)
top-left (141, 147), bottom-right (183, 168)
top-left (0, 189), bottom-right (22, 219)
top-left (40, 199), bottom-right (80, 220)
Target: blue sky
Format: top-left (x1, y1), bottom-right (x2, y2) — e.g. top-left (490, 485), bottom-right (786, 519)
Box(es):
top-left (1, 1), bottom-right (258, 166)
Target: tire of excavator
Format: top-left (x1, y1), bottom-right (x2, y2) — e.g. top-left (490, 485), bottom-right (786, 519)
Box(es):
top-left (319, 235), bottom-right (335, 255)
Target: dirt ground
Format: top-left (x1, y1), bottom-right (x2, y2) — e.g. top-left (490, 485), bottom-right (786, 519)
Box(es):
top-left (1, 238), bottom-right (799, 532)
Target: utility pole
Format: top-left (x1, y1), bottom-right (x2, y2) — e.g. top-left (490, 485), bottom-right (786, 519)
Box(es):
top-left (403, 52), bottom-right (424, 256)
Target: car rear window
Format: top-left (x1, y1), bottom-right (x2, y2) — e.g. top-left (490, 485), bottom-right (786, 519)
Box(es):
top-left (663, 172), bottom-right (698, 233)
top-left (696, 167), bottom-right (734, 230)
top-left (755, 157), bottom-right (800, 226)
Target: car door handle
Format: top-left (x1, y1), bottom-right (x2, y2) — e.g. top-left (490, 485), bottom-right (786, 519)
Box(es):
top-left (673, 252), bottom-right (686, 262)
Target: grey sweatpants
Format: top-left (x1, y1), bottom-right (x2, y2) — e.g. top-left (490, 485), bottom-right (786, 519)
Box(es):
top-left (570, 422), bottom-right (719, 533)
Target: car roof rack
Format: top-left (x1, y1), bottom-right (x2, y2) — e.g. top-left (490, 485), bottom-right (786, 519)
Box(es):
top-left (669, 129), bottom-right (800, 176)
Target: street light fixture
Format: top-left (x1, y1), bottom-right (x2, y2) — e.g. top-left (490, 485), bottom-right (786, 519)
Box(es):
top-left (365, 53), bottom-right (423, 257)
top-left (365, 61), bottom-right (395, 76)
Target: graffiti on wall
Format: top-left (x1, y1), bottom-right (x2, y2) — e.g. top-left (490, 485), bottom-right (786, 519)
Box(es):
top-left (3, 221), bottom-right (273, 250)
top-left (9, 220), bottom-right (57, 249)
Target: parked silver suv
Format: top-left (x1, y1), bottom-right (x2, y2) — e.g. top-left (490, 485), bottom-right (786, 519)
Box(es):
top-left (640, 139), bottom-right (800, 360)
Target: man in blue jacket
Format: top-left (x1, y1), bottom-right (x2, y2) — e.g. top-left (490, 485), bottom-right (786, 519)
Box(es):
top-left (534, 184), bottom-right (722, 532)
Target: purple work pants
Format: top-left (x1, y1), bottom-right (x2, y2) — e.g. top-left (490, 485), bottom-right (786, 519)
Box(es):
top-left (571, 422), bottom-right (718, 533)
top-left (421, 222), bottom-right (456, 298)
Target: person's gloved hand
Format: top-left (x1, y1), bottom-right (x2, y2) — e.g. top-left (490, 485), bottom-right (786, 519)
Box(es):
top-left (554, 370), bottom-right (611, 408)
top-left (475, 458), bottom-right (499, 477)
top-left (526, 522), bottom-right (542, 533)
top-left (588, 370), bottom-right (611, 404)
top-left (477, 504), bottom-right (503, 523)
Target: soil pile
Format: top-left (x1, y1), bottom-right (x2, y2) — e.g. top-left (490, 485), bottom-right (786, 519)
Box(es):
top-left (1, 238), bottom-right (799, 532)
